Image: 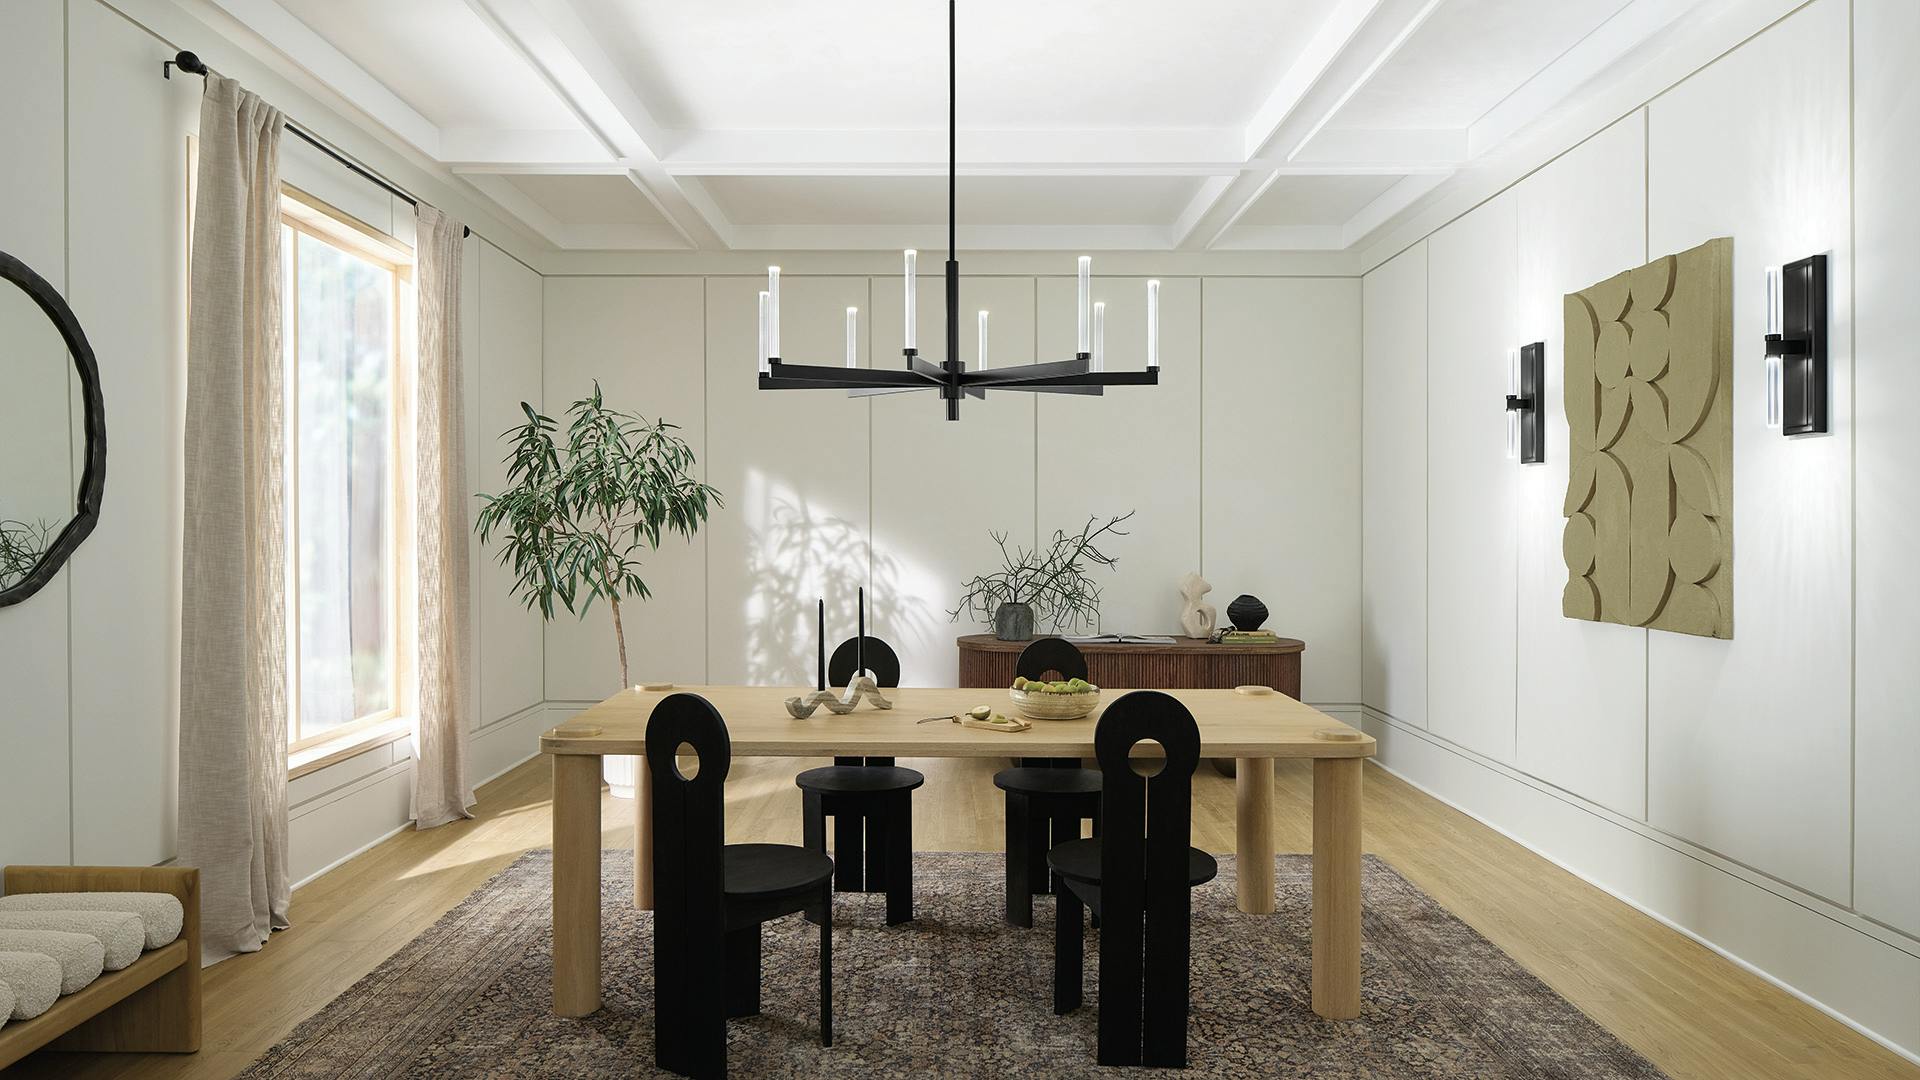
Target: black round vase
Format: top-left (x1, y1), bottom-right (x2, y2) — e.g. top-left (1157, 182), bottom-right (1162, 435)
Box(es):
top-left (1226, 594), bottom-right (1268, 632)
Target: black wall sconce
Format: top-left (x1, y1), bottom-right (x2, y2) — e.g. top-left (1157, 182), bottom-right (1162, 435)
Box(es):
top-left (1506, 341), bottom-right (1545, 464)
top-left (1764, 254), bottom-right (1828, 436)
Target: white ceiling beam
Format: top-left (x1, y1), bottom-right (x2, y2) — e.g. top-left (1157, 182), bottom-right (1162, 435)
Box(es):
top-left (1466, 0), bottom-right (1694, 160)
top-left (1241, 0), bottom-right (1385, 160)
top-left (1338, 171), bottom-right (1451, 247)
top-left (460, 0), bottom-right (732, 249)
top-left (1279, 0), bottom-right (1448, 162)
top-left (200, 0), bottom-right (441, 156)
top-left (1206, 225), bottom-right (1349, 251)
top-left (727, 224), bottom-right (1175, 253)
top-left (662, 129), bottom-right (1245, 177)
top-left (460, 172), bottom-right (693, 251)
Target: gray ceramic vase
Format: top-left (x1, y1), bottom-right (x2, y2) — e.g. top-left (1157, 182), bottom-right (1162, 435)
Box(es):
top-left (1227, 594), bottom-right (1269, 631)
top-left (993, 601), bottom-right (1036, 641)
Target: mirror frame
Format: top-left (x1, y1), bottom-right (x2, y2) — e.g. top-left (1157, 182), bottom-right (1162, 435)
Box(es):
top-left (0, 249), bottom-right (106, 608)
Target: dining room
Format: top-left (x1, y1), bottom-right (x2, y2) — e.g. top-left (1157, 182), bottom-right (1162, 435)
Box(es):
top-left (4, 0), bottom-right (1919, 1077)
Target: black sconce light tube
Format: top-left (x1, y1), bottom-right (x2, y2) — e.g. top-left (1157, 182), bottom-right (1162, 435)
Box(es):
top-left (1764, 253), bottom-right (1828, 436)
top-left (1506, 341), bottom-right (1546, 465)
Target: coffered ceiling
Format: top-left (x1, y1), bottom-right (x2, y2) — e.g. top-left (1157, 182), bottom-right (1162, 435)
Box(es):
top-left (194, 0), bottom-right (1715, 253)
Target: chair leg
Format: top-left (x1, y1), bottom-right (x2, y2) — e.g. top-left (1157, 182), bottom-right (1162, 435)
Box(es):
top-left (1050, 811), bottom-right (1081, 895)
top-left (819, 884), bottom-right (833, 1048)
top-left (834, 799), bottom-right (864, 892)
top-left (885, 792), bottom-right (913, 925)
top-left (1004, 792), bottom-right (1032, 928)
top-left (864, 804), bottom-right (888, 893)
top-left (1054, 884), bottom-right (1084, 1015)
top-left (803, 790), bottom-right (827, 924)
top-left (725, 924), bottom-right (762, 1018)
top-left (1027, 802), bottom-right (1052, 896)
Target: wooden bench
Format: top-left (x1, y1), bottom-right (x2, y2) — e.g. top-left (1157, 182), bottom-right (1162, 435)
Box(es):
top-left (0, 865), bottom-right (201, 1070)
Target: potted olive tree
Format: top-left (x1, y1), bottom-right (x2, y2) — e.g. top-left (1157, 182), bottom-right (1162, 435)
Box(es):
top-left (950, 511), bottom-right (1133, 639)
top-left (476, 383), bottom-right (721, 796)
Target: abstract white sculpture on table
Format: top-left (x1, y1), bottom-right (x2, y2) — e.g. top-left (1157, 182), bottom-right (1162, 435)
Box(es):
top-left (1179, 572), bottom-right (1216, 639)
top-left (784, 676), bottom-right (895, 719)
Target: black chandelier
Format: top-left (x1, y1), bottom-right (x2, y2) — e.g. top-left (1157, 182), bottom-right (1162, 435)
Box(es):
top-left (755, 0), bottom-right (1160, 421)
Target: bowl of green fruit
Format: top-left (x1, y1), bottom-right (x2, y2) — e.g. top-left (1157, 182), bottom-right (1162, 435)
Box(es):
top-left (1008, 676), bottom-right (1101, 721)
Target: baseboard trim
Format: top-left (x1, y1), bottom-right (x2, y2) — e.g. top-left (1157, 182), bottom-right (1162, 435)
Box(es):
top-left (1362, 706), bottom-right (1920, 1066)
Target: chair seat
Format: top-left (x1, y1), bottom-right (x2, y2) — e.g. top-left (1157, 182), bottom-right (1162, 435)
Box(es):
top-left (723, 843), bottom-right (835, 901)
top-left (993, 766), bottom-right (1102, 797)
top-left (1046, 838), bottom-right (1219, 888)
top-left (794, 765), bottom-right (925, 795)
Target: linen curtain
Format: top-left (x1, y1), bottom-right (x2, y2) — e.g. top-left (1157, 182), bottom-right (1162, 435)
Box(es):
top-left (410, 205), bottom-right (475, 829)
top-left (177, 74), bottom-right (290, 965)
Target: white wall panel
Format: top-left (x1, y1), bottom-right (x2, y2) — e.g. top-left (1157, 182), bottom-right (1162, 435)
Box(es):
top-left (1425, 193), bottom-right (1518, 762)
top-left (1512, 114), bottom-right (1650, 818)
top-left (870, 275), bottom-right (1034, 687)
top-left (1644, 0), bottom-right (1852, 902)
top-left (1851, 0), bottom-right (1920, 936)
top-left (65, 1), bottom-right (199, 865)
top-left (1036, 276), bottom-right (1201, 640)
top-left (0, 0), bottom-right (72, 867)
top-left (470, 245), bottom-right (545, 719)
top-left (1201, 278), bottom-right (1362, 705)
top-left (542, 276), bottom-right (707, 698)
top-left (1361, 243), bottom-right (1428, 727)
top-left (705, 276), bottom-right (870, 686)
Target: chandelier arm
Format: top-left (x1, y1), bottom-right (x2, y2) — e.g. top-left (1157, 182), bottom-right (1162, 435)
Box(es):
top-left (957, 357), bottom-right (1091, 385)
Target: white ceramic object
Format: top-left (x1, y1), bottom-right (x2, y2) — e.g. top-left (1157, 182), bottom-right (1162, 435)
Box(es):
top-left (1178, 571), bottom-right (1216, 639)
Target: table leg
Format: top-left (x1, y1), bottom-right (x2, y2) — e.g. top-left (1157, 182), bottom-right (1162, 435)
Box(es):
top-left (634, 762), bottom-right (654, 910)
top-left (1234, 757), bottom-right (1275, 914)
top-left (1312, 757), bottom-right (1363, 1019)
top-left (553, 753), bottom-right (603, 1016)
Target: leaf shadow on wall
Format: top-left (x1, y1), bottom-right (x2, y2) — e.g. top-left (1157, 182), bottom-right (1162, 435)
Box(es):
top-left (739, 494), bottom-right (930, 687)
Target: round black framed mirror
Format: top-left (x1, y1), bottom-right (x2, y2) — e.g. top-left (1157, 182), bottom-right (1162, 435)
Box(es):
top-left (0, 249), bottom-right (105, 607)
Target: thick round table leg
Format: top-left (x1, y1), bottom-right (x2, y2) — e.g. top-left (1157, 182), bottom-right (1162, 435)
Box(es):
top-left (1312, 757), bottom-right (1363, 1019)
top-left (1234, 757), bottom-right (1275, 914)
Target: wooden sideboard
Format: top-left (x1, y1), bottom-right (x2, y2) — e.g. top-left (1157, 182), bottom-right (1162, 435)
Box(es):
top-left (957, 633), bottom-right (1303, 696)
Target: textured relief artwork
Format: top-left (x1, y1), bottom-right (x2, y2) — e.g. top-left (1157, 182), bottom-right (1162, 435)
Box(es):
top-left (1562, 237), bottom-right (1733, 638)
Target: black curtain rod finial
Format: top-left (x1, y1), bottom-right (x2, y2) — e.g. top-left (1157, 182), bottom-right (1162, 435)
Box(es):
top-left (163, 50), bottom-right (207, 80)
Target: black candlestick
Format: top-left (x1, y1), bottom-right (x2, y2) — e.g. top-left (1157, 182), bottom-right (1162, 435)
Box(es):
top-left (817, 598), bottom-right (826, 691)
top-left (857, 586), bottom-right (866, 679)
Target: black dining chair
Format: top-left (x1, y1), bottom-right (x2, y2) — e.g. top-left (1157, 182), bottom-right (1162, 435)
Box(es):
top-left (1048, 690), bottom-right (1217, 1069)
top-left (648, 693), bottom-right (836, 1079)
top-left (994, 637), bottom-right (1103, 926)
top-left (796, 635), bottom-right (924, 922)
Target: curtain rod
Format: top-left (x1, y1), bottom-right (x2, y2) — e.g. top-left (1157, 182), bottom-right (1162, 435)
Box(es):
top-left (164, 50), bottom-right (472, 240)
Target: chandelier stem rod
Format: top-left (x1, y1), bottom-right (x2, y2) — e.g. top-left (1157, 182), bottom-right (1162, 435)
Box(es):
top-left (944, 0), bottom-right (960, 419)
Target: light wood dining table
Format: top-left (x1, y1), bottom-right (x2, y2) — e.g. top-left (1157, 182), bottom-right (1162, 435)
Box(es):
top-left (541, 685), bottom-right (1377, 1021)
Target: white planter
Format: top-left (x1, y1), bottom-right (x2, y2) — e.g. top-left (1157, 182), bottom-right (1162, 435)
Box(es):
top-left (603, 754), bottom-right (637, 799)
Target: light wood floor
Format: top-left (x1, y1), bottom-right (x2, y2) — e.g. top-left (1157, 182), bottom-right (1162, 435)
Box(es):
top-left (12, 754), bottom-right (1916, 1080)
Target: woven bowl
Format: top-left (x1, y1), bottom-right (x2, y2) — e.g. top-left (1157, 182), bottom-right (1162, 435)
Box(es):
top-left (1008, 687), bottom-right (1100, 721)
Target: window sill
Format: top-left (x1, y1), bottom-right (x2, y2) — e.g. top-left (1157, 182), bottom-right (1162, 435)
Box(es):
top-left (288, 718), bottom-right (412, 781)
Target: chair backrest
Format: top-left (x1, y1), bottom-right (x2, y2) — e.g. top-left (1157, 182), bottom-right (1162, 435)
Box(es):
top-left (1015, 636), bottom-right (1088, 682)
top-left (1093, 690), bottom-right (1201, 1068)
top-left (827, 635), bottom-right (901, 688)
top-left (646, 693), bottom-right (732, 1078)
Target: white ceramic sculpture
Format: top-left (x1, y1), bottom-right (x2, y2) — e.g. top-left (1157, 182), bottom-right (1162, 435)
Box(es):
top-left (1178, 572), bottom-right (1216, 638)
top-left (784, 675), bottom-right (895, 719)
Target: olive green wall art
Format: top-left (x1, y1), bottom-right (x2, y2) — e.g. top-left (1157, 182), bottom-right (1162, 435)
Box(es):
top-left (1562, 236), bottom-right (1733, 639)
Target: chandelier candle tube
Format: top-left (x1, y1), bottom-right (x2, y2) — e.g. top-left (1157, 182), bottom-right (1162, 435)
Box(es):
top-left (978, 310), bottom-right (989, 369)
top-left (767, 266), bottom-right (781, 360)
top-left (904, 249), bottom-right (918, 351)
top-left (846, 307), bottom-right (858, 368)
top-left (757, 290), bottom-right (769, 374)
top-left (1146, 279), bottom-right (1160, 370)
top-left (1092, 301), bottom-right (1106, 372)
top-left (1077, 256), bottom-right (1091, 356)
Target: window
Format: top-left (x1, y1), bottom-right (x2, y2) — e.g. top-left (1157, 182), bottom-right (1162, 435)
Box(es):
top-left (280, 190), bottom-right (412, 752)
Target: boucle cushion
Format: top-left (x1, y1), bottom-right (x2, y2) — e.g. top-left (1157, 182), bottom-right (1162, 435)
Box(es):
top-left (0, 931), bottom-right (103, 994)
top-left (0, 976), bottom-right (13, 1028)
top-left (0, 951), bottom-right (61, 1019)
top-left (0, 911), bottom-right (143, 971)
top-left (0, 892), bottom-right (184, 949)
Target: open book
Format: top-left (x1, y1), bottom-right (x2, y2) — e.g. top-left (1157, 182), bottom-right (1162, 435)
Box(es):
top-left (1062, 634), bottom-right (1179, 645)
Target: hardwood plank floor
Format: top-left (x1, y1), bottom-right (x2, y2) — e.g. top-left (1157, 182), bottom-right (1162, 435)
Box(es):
top-left (11, 754), bottom-right (1915, 1079)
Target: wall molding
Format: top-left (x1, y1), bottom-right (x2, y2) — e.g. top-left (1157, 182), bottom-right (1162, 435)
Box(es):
top-left (1362, 705), bottom-right (1920, 1064)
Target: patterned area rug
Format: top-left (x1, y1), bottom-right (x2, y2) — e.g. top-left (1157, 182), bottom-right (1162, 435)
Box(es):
top-left (241, 851), bottom-right (1666, 1078)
